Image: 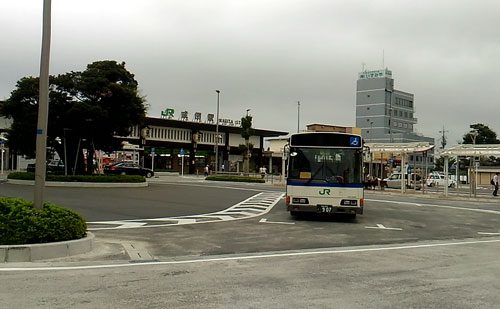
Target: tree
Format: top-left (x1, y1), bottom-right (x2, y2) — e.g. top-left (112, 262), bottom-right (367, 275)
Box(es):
top-left (434, 156), bottom-right (456, 172)
top-left (462, 123), bottom-right (500, 144)
top-left (461, 123), bottom-right (500, 167)
top-left (240, 115), bottom-right (253, 175)
top-left (1, 60), bottom-right (146, 174)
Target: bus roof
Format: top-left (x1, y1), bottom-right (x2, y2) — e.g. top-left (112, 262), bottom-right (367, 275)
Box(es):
top-left (290, 132), bottom-right (362, 148)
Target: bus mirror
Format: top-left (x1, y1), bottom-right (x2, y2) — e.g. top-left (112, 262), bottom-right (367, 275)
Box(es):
top-left (290, 152), bottom-right (298, 157)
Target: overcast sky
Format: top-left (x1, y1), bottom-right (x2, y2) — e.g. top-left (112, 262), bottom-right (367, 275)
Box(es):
top-left (2, 0), bottom-right (500, 146)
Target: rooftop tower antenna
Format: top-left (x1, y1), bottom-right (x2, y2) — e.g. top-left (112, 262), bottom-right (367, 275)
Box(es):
top-left (382, 49), bottom-right (385, 69)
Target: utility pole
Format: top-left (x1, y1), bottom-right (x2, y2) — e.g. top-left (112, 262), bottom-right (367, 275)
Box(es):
top-left (439, 125), bottom-right (449, 149)
top-left (297, 101), bottom-right (300, 133)
top-left (34, 0), bottom-right (52, 209)
top-left (215, 90), bottom-right (220, 174)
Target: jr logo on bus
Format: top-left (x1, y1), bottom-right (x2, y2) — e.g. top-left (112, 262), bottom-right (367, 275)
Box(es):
top-left (319, 189), bottom-right (331, 195)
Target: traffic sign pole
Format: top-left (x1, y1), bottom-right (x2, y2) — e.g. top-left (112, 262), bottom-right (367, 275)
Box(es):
top-left (180, 148), bottom-right (185, 176)
top-left (151, 147), bottom-right (155, 172)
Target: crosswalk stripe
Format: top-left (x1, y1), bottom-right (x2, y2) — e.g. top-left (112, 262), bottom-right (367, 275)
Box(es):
top-left (88, 192), bottom-right (284, 230)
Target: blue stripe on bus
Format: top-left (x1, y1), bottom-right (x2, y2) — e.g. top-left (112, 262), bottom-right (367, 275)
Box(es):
top-left (287, 180), bottom-right (364, 188)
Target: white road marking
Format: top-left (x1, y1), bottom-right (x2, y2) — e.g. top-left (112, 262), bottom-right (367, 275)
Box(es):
top-left (93, 221), bottom-right (147, 229)
top-left (2, 238), bottom-right (499, 272)
top-left (149, 180), bottom-right (271, 192)
top-left (478, 232), bottom-right (500, 235)
top-left (367, 198), bottom-right (500, 215)
top-left (259, 218), bottom-right (295, 225)
top-left (365, 224), bottom-right (402, 231)
top-left (88, 192), bottom-right (284, 230)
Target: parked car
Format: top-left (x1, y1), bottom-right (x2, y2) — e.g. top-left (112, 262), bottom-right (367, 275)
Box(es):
top-left (383, 172), bottom-right (422, 190)
top-left (426, 173), bottom-right (456, 188)
top-left (104, 161), bottom-right (154, 178)
top-left (26, 160), bottom-right (65, 174)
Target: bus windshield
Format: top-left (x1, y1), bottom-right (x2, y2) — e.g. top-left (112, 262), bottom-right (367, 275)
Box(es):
top-left (288, 147), bottom-right (362, 184)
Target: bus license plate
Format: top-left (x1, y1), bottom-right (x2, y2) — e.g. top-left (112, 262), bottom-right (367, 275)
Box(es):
top-left (317, 205), bottom-right (334, 213)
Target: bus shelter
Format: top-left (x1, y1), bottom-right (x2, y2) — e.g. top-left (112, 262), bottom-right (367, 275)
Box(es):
top-left (365, 142), bottom-right (435, 194)
top-left (441, 144), bottom-right (500, 197)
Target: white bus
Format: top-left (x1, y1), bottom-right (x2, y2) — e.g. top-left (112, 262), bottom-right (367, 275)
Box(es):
top-left (285, 132), bottom-right (364, 218)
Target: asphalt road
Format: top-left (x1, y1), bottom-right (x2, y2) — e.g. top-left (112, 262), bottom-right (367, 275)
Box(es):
top-left (1, 178), bottom-right (499, 308)
top-left (1, 238), bottom-right (499, 308)
top-left (0, 182), bottom-right (259, 221)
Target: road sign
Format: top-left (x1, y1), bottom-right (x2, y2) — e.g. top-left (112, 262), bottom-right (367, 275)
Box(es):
top-left (151, 147), bottom-right (155, 153)
top-left (180, 148), bottom-right (185, 155)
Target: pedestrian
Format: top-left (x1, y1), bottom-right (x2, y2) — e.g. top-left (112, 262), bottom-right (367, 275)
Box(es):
top-left (204, 165), bottom-right (209, 177)
top-left (493, 172), bottom-right (499, 196)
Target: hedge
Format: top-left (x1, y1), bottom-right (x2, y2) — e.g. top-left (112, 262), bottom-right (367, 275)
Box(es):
top-left (0, 197), bottom-right (87, 245)
top-left (205, 175), bottom-right (265, 183)
top-left (7, 172), bottom-right (145, 183)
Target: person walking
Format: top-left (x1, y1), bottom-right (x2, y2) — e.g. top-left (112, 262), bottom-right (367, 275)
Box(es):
top-left (493, 172), bottom-right (499, 196)
top-left (204, 165), bottom-right (209, 177)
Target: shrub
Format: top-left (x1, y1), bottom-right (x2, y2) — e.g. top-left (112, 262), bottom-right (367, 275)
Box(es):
top-left (205, 175), bottom-right (265, 183)
top-left (7, 172), bottom-right (145, 183)
top-left (0, 197), bottom-right (87, 245)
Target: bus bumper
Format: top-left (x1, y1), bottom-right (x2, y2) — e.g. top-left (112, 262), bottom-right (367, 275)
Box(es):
top-left (287, 205), bottom-right (363, 215)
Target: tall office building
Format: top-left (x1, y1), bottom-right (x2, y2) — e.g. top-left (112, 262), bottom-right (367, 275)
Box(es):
top-left (355, 68), bottom-right (434, 144)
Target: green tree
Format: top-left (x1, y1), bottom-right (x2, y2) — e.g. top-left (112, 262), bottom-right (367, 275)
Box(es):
top-left (434, 156), bottom-right (456, 172)
top-left (461, 123), bottom-right (500, 167)
top-left (1, 60), bottom-right (146, 174)
top-left (462, 123), bottom-right (500, 144)
top-left (240, 115), bottom-right (253, 175)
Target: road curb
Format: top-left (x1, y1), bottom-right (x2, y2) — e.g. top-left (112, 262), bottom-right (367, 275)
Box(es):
top-left (366, 189), bottom-right (496, 202)
top-left (0, 232), bottom-right (95, 262)
top-left (6, 179), bottom-right (148, 188)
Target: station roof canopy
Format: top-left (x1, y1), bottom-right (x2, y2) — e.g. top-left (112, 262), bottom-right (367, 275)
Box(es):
top-left (441, 144), bottom-right (500, 157)
top-left (365, 142), bottom-right (435, 154)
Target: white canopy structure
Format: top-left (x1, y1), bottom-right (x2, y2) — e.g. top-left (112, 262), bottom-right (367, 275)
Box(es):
top-left (365, 142), bottom-right (435, 154)
top-left (440, 144), bottom-right (500, 196)
top-left (365, 142), bottom-right (435, 194)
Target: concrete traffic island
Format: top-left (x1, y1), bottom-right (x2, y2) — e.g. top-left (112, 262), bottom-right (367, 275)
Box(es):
top-left (6, 179), bottom-right (148, 188)
top-left (0, 232), bottom-right (94, 263)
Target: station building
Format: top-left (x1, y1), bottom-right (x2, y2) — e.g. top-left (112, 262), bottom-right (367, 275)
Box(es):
top-left (117, 114), bottom-right (288, 175)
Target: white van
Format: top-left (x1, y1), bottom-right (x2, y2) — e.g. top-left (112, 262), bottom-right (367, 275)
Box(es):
top-left (383, 172), bottom-right (422, 190)
top-left (426, 172), bottom-right (456, 188)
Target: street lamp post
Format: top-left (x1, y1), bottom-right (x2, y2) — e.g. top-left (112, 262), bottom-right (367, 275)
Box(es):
top-left (297, 101), bottom-right (300, 133)
top-left (246, 108), bottom-right (251, 117)
top-left (215, 90), bottom-right (220, 174)
top-left (470, 130), bottom-right (479, 198)
top-left (63, 128), bottom-right (70, 176)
